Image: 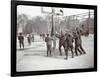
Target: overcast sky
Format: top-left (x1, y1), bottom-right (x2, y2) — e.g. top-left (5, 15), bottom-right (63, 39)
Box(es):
top-left (17, 5), bottom-right (94, 18)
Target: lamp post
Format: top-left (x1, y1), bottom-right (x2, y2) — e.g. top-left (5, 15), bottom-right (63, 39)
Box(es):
top-left (51, 8), bottom-right (55, 37)
top-left (41, 7), bottom-right (64, 51)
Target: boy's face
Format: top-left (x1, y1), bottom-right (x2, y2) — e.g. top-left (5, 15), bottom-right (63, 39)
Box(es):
top-left (47, 34), bottom-right (49, 37)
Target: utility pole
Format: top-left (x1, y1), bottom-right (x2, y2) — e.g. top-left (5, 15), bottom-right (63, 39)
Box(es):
top-left (87, 10), bottom-right (90, 36)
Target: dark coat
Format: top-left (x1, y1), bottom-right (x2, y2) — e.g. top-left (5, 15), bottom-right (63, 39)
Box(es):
top-left (18, 35), bottom-right (24, 42)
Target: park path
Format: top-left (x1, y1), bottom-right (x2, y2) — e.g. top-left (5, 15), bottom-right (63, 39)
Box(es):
top-left (16, 35), bottom-right (94, 72)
